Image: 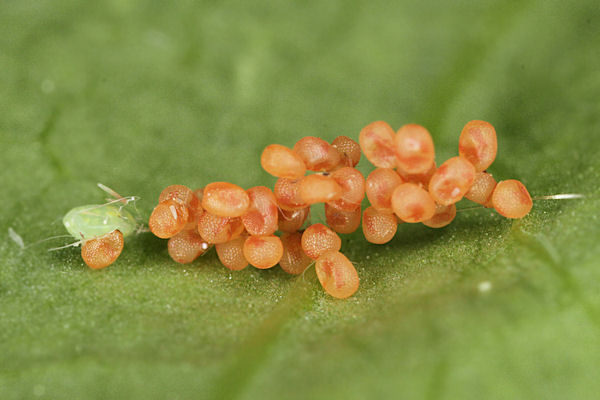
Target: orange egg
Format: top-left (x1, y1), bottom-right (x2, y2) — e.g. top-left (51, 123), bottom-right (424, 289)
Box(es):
top-left (243, 235), bottom-right (284, 269)
top-left (315, 251), bottom-right (359, 299)
top-left (359, 121), bottom-right (397, 168)
top-left (395, 124), bottom-right (435, 175)
top-left (391, 183), bottom-right (436, 223)
top-left (428, 157), bottom-right (476, 205)
top-left (81, 230), bottom-right (124, 269)
top-left (492, 179), bottom-right (533, 219)
top-left (260, 144), bottom-right (306, 179)
top-left (458, 120), bottom-right (497, 172)
top-left (202, 182), bottom-right (250, 218)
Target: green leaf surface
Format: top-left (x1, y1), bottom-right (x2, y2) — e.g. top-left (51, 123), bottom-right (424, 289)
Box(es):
top-left (1, 1), bottom-right (599, 398)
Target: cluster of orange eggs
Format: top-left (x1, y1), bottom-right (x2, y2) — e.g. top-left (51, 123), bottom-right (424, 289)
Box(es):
top-left (148, 120), bottom-right (532, 299)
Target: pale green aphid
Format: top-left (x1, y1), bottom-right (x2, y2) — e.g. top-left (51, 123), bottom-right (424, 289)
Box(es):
top-left (5, 184), bottom-right (141, 252)
top-left (60, 184), bottom-right (140, 243)
top-left (63, 204), bottom-right (137, 241)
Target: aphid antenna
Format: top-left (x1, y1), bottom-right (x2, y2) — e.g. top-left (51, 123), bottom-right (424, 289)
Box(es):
top-left (47, 240), bottom-right (84, 252)
top-left (8, 227), bottom-right (77, 250)
top-left (98, 182), bottom-right (141, 213)
top-left (79, 196), bottom-right (140, 215)
top-left (25, 234), bottom-right (75, 249)
top-left (97, 183), bottom-right (129, 204)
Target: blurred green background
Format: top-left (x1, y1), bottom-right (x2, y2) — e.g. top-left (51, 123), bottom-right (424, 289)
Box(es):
top-left (1, 0), bottom-right (600, 398)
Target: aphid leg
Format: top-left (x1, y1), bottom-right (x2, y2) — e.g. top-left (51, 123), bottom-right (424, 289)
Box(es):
top-left (47, 231), bottom-right (101, 252)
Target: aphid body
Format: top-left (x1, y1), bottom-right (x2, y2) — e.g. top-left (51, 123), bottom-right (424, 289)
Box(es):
top-left (63, 204), bottom-right (137, 240)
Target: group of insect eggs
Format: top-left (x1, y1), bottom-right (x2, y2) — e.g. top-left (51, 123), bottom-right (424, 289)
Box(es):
top-left (59, 120), bottom-right (534, 299)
